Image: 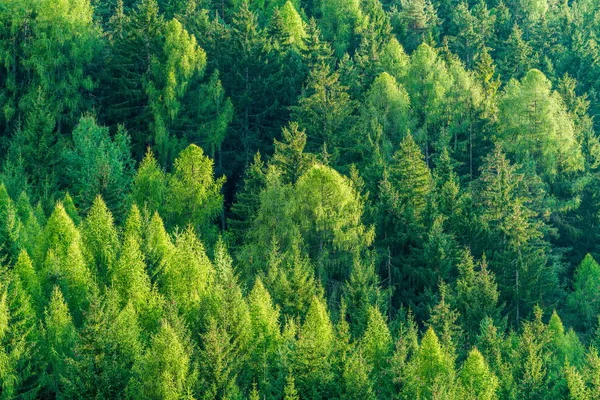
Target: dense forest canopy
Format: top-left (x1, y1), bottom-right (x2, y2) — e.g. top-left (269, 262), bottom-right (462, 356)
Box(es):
top-left (2, 0), bottom-right (600, 398)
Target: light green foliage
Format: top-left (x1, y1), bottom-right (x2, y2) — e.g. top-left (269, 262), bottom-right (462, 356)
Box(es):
top-left (194, 71), bottom-right (234, 160)
top-left (280, 1), bottom-right (307, 47)
top-left (147, 18), bottom-right (207, 161)
top-left (160, 227), bottom-right (214, 321)
top-left (294, 296), bottom-right (334, 398)
top-left (1, 0), bottom-right (600, 398)
top-left (403, 328), bottom-right (456, 399)
top-left (458, 348), bottom-right (498, 400)
top-left (379, 38), bottom-right (409, 80)
top-left (248, 278), bottom-right (281, 394)
top-left (128, 320), bottom-right (196, 399)
top-left (43, 286), bottom-right (78, 396)
top-left (132, 149), bottom-right (168, 216)
top-left (111, 233), bottom-right (152, 310)
top-left (80, 196), bottom-right (120, 284)
top-left (165, 144), bottom-right (225, 242)
top-left (294, 164), bottom-right (374, 259)
top-left (319, 0), bottom-right (362, 56)
top-left (498, 69), bottom-right (584, 177)
top-left (39, 203), bottom-right (94, 323)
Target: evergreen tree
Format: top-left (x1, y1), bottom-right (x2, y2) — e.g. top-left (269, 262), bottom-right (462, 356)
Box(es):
top-left (293, 296), bottom-right (334, 399)
top-left (41, 287), bottom-right (78, 397)
top-left (567, 254), bottom-right (600, 332)
top-left (128, 319), bottom-right (196, 399)
top-left (80, 196), bottom-right (120, 285)
top-left (62, 116), bottom-right (134, 218)
top-left (165, 144), bottom-right (225, 242)
top-left (458, 348), bottom-right (499, 400)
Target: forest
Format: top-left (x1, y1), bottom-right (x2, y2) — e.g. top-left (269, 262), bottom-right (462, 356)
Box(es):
top-left (2, 0), bottom-right (600, 398)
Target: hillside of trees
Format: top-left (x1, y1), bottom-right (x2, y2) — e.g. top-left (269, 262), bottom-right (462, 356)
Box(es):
top-left (2, 0), bottom-right (600, 398)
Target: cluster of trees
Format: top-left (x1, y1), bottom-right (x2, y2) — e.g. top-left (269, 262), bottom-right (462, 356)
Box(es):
top-left (2, 0), bottom-right (600, 398)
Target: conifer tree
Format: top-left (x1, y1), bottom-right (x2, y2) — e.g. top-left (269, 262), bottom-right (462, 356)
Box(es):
top-left (42, 287), bottom-right (78, 397)
top-left (403, 327), bottom-right (456, 399)
top-left (128, 319), bottom-right (196, 399)
top-left (62, 116), bottom-right (134, 218)
top-left (567, 254), bottom-right (600, 332)
top-left (498, 69), bottom-right (584, 177)
top-left (294, 296), bottom-right (334, 399)
top-left (458, 348), bottom-right (499, 400)
top-left (165, 144), bottom-right (225, 242)
top-left (80, 196), bottom-right (120, 284)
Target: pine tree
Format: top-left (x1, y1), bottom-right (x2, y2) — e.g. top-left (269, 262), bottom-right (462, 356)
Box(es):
top-left (272, 122), bottom-right (316, 184)
top-left (403, 327), bottom-right (456, 399)
top-left (360, 306), bottom-right (393, 397)
top-left (291, 64), bottom-right (355, 162)
top-left (143, 211), bottom-right (174, 280)
top-left (62, 117), bottom-right (134, 219)
top-left (131, 148), bottom-right (168, 217)
top-left (452, 250), bottom-right (502, 345)
top-left (41, 287), bottom-right (78, 397)
top-left (343, 259), bottom-right (384, 338)
top-left (62, 295), bottom-right (142, 399)
top-left (498, 68), bottom-right (584, 177)
top-left (293, 164), bottom-right (374, 285)
top-left (293, 296), bottom-right (334, 399)
top-left (165, 144), bottom-right (225, 242)
top-left (458, 348), bottom-right (499, 400)
top-left (39, 203), bottom-right (94, 324)
top-left (128, 319), bottom-right (196, 399)
top-left (80, 196), bottom-right (120, 285)
top-left (159, 227), bottom-right (214, 324)
top-left (567, 254), bottom-right (600, 332)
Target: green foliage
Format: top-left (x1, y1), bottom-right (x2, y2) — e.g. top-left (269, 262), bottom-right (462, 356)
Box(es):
top-left (2, 0), bottom-right (600, 398)
top-left (62, 116), bottom-right (134, 218)
top-left (165, 144), bottom-right (225, 242)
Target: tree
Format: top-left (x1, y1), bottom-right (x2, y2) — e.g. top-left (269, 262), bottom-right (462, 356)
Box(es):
top-left (402, 327), bottom-right (456, 399)
top-left (131, 148), bottom-right (168, 217)
top-left (62, 296), bottom-right (142, 399)
top-left (452, 249), bottom-right (502, 345)
top-left (128, 320), bottom-right (196, 399)
top-left (291, 64), bottom-right (355, 162)
top-left (146, 18), bottom-right (207, 163)
top-left (39, 203), bottom-right (94, 324)
top-left (394, 0), bottom-right (439, 52)
top-left (293, 296), bottom-right (334, 399)
top-left (41, 287), bottom-right (78, 397)
top-left (62, 116), bottom-right (134, 218)
top-left (458, 348), bottom-right (499, 400)
top-left (80, 196), bottom-right (120, 285)
top-left (159, 227), bottom-right (214, 324)
top-left (0, 272), bottom-right (41, 399)
top-left (272, 123), bottom-right (316, 184)
top-left (357, 72), bottom-right (411, 182)
top-left (360, 307), bottom-right (393, 397)
top-left (497, 69), bottom-right (584, 178)
top-left (567, 254), bottom-right (600, 332)
top-left (293, 164), bottom-right (374, 284)
top-left (343, 259), bottom-right (384, 338)
top-left (165, 144), bottom-right (225, 242)
top-left (247, 278), bottom-right (282, 397)
top-left (319, 0), bottom-right (363, 56)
